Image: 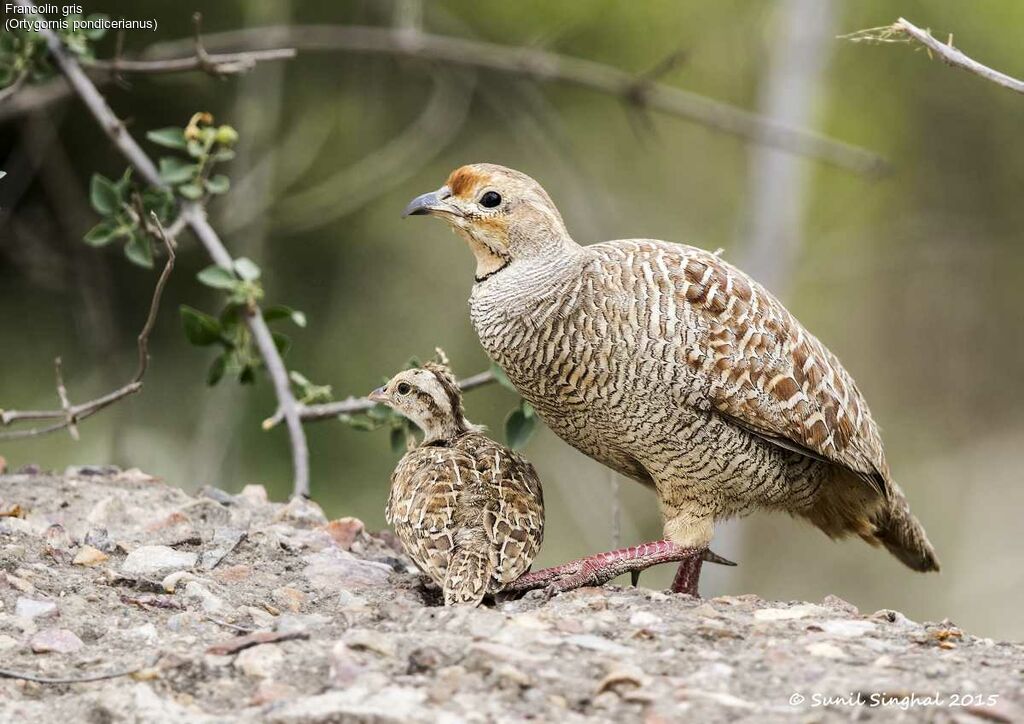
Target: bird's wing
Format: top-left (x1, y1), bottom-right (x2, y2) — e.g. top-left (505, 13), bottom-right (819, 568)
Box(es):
top-left (611, 240), bottom-right (890, 495)
top-left (458, 434), bottom-right (545, 586)
top-left (387, 446), bottom-right (478, 586)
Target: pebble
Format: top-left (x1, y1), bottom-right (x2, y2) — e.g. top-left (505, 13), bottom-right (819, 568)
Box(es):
top-left (629, 611), bottom-right (662, 628)
top-left (162, 570), bottom-right (199, 593)
top-left (818, 619), bottom-right (876, 638)
top-left (0, 634), bottom-right (19, 651)
top-left (15, 597), bottom-right (58, 620)
top-left (302, 548), bottom-right (391, 591)
top-left (239, 484), bottom-right (268, 505)
top-left (275, 497), bottom-right (328, 528)
top-left (234, 644), bottom-right (285, 678)
top-left (564, 634), bottom-right (633, 656)
top-left (201, 527), bottom-right (246, 570)
top-left (122, 545), bottom-right (198, 576)
top-left (73, 545), bottom-right (109, 566)
top-left (806, 641), bottom-right (846, 659)
top-left (753, 605), bottom-right (826, 621)
top-left (183, 582), bottom-right (227, 614)
top-left (320, 517), bottom-right (365, 550)
top-left (271, 586), bottom-right (307, 613)
top-left (30, 628), bottom-right (83, 654)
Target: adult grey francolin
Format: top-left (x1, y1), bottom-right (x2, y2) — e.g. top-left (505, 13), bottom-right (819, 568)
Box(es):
top-left (403, 163), bottom-right (939, 596)
top-left (369, 361), bottom-right (545, 605)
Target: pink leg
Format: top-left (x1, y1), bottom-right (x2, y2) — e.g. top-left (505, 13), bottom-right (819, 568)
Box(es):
top-left (506, 540), bottom-right (734, 597)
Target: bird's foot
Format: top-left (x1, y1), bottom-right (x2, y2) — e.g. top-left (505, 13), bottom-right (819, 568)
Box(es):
top-left (506, 540), bottom-right (735, 598)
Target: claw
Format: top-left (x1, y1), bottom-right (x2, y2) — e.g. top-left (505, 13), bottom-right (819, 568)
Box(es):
top-left (701, 549), bottom-right (738, 567)
top-left (630, 570), bottom-right (641, 587)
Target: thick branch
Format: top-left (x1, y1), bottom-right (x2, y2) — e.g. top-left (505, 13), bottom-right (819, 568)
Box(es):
top-left (0, 224), bottom-right (175, 440)
top-left (144, 25), bottom-right (888, 176)
top-left (28, 7), bottom-right (311, 498)
top-left (843, 18), bottom-right (1024, 96)
top-left (264, 370), bottom-right (496, 429)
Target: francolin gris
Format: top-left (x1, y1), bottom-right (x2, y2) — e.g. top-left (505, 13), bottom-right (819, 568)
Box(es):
top-left (403, 163), bottom-right (940, 597)
top-left (370, 362), bottom-right (545, 606)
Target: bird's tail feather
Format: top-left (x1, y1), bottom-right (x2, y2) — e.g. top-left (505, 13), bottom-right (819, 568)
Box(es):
top-left (443, 548), bottom-right (493, 606)
top-left (801, 469), bottom-right (940, 573)
top-left (873, 486), bottom-right (940, 572)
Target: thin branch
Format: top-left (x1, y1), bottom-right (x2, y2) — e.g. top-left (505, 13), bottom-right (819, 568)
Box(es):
top-left (83, 48), bottom-right (295, 76)
top-left (843, 17), bottom-right (1024, 96)
top-left (0, 70), bottom-right (29, 103)
top-left (0, 224), bottom-right (175, 440)
top-left (264, 370), bottom-right (497, 429)
top-left (143, 25), bottom-right (888, 175)
top-left (25, 6), bottom-right (311, 499)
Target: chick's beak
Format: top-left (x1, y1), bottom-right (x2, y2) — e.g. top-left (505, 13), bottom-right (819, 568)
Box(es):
top-left (368, 386), bottom-right (388, 403)
top-left (402, 185), bottom-right (456, 218)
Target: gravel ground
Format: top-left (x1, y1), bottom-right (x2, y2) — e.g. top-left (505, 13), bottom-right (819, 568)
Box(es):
top-left (0, 467), bottom-right (1020, 723)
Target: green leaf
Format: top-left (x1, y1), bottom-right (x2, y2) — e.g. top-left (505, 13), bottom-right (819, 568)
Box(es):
top-left (211, 149), bottom-right (236, 163)
top-left (204, 175), bottom-right (230, 195)
top-left (490, 363), bottom-right (516, 391)
top-left (264, 305), bottom-right (307, 328)
top-left (124, 233), bottom-right (154, 268)
top-left (83, 219), bottom-right (119, 247)
top-left (289, 371), bottom-right (311, 388)
top-left (233, 257), bottom-right (261, 281)
top-left (186, 140), bottom-right (205, 158)
top-left (272, 332), bottom-right (291, 356)
top-left (0, 171), bottom-right (7, 180)
top-left (177, 183), bottom-right (203, 200)
top-left (158, 157), bottom-right (196, 185)
top-left (89, 174), bottom-right (120, 215)
top-left (197, 265), bottom-right (238, 290)
top-left (239, 366), bottom-right (256, 385)
top-left (207, 354), bottom-right (227, 386)
top-left (505, 406), bottom-right (536, 449)
top-left (180, 305), bottom-right (223, 346)
top-left (146, 127), bottom-right (188, 150)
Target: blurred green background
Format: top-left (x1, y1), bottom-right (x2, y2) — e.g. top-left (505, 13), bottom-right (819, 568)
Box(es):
top-left (2, 1), bottom-right (1022, 638)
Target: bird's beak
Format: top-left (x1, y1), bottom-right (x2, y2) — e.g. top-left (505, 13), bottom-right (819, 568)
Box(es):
top-left (402, 185), bottom-right (457, 218)
top-left (368, 387), bottom-right (388, 403)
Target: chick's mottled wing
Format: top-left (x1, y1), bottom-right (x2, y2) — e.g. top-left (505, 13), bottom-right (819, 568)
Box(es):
top-left (459, 434), bottom-right (545, 587)
top-left (593, 240), bottom-right (889, 492)
top-left (385, 446), bottom-right (475, 587)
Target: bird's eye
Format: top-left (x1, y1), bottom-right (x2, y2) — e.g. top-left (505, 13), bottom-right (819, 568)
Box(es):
top-left (396, 382), bottom-right (412, 396)
top-left (479, 191), bottom-right (502, 208)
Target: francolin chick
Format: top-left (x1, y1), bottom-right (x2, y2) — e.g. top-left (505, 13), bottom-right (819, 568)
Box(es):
top-left (404, 163), bottom-right (940, 597)
top-left (370, 361), bottom-right (544, 606)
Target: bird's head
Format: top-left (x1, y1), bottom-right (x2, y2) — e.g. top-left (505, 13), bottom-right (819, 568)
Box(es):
top-left (368, 362), bottom-right (472, 443)
top-left (403, 163), bottom-right (572, 282)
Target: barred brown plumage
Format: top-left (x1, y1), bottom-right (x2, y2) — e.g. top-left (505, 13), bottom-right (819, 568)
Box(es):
top-left (404, 163), bottom-right (939, 596)
top-left (369, 361), bottom-right (544, 606)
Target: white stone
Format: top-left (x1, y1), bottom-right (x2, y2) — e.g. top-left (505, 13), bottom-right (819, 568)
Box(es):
top-left (629, 611), bottom-right (662, 628)
top-left (183, 582), bottom-right (226, 614)
top-left (234, 644), bottom-right (285, 678)
top-left (818, 619), bottom-right (876, 638)
top-left (753, 605), bottom-right (826, 621)
top-left (15, 597), bottom-right (57, 620)
top-left (122, 546), bottom-right (197, 577)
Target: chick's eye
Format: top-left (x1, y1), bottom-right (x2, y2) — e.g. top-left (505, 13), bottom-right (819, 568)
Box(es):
top-left (396, 382), bottom-right (412, 396)
top-left (479, 191), bottom-right (502, 208)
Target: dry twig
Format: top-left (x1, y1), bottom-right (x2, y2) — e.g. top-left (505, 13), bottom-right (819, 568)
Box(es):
top-left (22, 4), bottom-right (312, 498)
top-left (0, 219), bottom-right (176, 440)
top-left (842, 17), bottom-right (1024, 96)
top-left (264, 370), bottom-right (497, 429)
